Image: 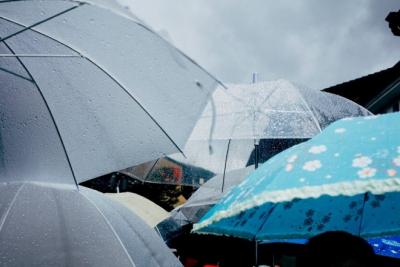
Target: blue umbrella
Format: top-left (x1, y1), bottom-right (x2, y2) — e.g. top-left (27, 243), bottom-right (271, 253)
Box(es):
top-left (194, 112), bottom-right (400, 241)
top-left (261, 236), bottom-right (400, 259)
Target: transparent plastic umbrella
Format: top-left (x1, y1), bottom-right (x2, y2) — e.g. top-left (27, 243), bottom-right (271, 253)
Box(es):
top-left (175, 166), bottom-right (255, 223)
top-left (0, 181), bottom-right (182, 267)
top-left (0, 0), bottom-right (220, 185)
top-left (121, 80), bottom-right (371, 186)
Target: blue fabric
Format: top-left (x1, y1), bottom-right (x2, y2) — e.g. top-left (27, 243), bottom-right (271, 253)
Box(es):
top-left (195, 112), bottom-right (400, 240)
top-left (261, 236), bottom-right (400, 259)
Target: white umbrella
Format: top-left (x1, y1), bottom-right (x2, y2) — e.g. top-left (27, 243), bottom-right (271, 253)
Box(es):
top-left (105, 192), bottom-right (169, 227)
top-left (0, 0), bottom-right (220, 185)
top-left (0, 181), bottom-right (181, 267)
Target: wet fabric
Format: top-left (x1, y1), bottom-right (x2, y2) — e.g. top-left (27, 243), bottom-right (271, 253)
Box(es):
top-left (0, 0), bottom-right (219, 184)
top-left (194, 112), bottom-right (400, 240)
top-left (0, 182), bottom-right (182, 267)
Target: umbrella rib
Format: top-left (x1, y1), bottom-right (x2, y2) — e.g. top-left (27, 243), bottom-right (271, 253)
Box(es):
top-left (0, 39), bottom-right (79, 189)
top-left (254, 204), bottom-right (277, 240)
top-left (0, 3), bottom-right (83, 44)
top-left (80, 192), bottom-right (137, 267)
top-left (143, 158), bottom-right (160, 182)
top-left (221, 139), bottom-right (231, 193)
top-left (0, 54), bottom-right (81, 57)
top-left (0, 183), bottom-right (25, 233)
top-left (296, 90), bottom-right (323, 132)
top-left (358, 192), bottom-right (369, 236)
top-left (0, 16), bottom-right (187, 157)
top-left (0, 66), bottom-right (33, 81)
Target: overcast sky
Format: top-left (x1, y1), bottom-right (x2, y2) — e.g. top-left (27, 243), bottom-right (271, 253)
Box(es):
top-left (124, 0), bottom-right (399, 89)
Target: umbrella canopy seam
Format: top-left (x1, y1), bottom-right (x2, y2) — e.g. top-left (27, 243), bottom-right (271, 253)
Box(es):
top-left (80, 192), bottom-right (137, 267)
top-left (0, 15), bottom-right (187, 157)
top-left (296, 90), bottom-right (323, 132)
top-left (0, 2), bottom-right (82, 43)
top-left (0, 183), bottom-right (25, 233)
top-left (0, 65), bottom-right (33, 81)
top-left (0, 38), bottom-right (79, 188)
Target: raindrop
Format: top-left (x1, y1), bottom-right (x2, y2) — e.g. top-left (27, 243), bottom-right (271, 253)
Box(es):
top-left (195, 80), bottom-right (203, 89)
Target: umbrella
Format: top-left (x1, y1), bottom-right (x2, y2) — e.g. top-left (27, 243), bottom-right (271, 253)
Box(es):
top-left (194, 112), bottom-right (400, 241)
top-left (0, 181), bottom-right (182, 267)
top-left (153, 167), bottom-right (255, 246)
top-left (261, 236), bottom-right (400, 259)
top-left (105, 192), bottom-right (169, 227)
top-left (0, 0), bottom-right (220, 185)
top-left (122, 80), bottom-right (371, 186)
top-left (175, 166), bottom-right (255, 223)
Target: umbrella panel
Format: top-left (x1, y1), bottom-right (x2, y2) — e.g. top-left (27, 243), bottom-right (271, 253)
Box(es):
top-left (0, 1), bottom-right (219, 146)
top-left (197, 191), bottom-right (400, 241)
top-left (0, 182), bottom-right (182, 267)
top-left (0, 43), bottom-right (74, 184)
top-left (0, 1), bottom-right (220, 184)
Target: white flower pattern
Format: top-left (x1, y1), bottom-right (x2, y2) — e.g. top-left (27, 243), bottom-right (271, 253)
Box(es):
top-left (287, 155), bottom-right (298, 163)
top-left (352, 156), bottom-right (372, 168)
top-left (335, 128), bottom-right (346, 134)
top-left (285, 164), bottom-right (293, 172)
top-left (303, 160), bottom-right (322, 172)
top-left (357, 167), bottom-right (377, 179)
top-left (387, 169), bottom-right (397, 177)
top-left (393, 156), bottom-right (400, 167)
top-left (308, 145), bottom-right (327, 154)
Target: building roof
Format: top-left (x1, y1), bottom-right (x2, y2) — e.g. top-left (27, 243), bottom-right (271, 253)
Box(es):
top-left (323, 61), bottom-right (400, 108)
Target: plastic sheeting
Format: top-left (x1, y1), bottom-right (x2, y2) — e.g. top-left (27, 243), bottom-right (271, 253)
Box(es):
top-left (0, 0), bottom-right (219, 184)
top-left (122, 80), bottom-right (371, 186)
top-left (0, 182), bottom-right (182, 267)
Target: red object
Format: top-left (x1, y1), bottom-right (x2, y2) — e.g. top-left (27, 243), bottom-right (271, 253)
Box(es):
top-left (172, 166), bottom-right (183, 182)
top-left (183, 257), bottom-right (198, 267)
top-left (203, 264), bottom-right (219, 267)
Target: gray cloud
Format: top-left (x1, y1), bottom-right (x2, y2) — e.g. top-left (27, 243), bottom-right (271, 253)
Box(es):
top-left (125, 0), bottom-right (400, 89)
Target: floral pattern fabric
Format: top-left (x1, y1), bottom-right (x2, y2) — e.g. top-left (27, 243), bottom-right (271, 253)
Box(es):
top-left (194, 112), bottom-right (400, 240)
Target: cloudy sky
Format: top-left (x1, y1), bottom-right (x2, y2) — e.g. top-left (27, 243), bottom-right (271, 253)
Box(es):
top-left (124, 0), bottom-right (399, 89)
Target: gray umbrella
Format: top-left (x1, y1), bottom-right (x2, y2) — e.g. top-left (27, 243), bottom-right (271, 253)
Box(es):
top-left (0, 181), bottom-right (182, 267)
top-left (0, 0), bottom-right (220, 185)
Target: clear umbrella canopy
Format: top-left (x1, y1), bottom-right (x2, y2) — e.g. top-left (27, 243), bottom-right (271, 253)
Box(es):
top-left (176, 166), bottom-right (255, 223)
top-left (121, 80), bottom-right (371, 186)
top-left (0, 182), bottom-right (182, 267)
top-left (0, 0), bottom-right (220, 185)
